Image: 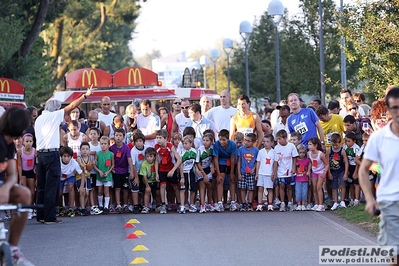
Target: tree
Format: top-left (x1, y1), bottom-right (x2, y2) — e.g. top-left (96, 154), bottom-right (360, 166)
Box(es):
top-left (134, 49), bottom-right (162, 69)
top-left (341, 0), bottom-right (399, 98)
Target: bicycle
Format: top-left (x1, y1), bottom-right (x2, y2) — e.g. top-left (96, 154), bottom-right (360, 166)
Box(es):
top-left (0, 204), bottom-right (39, 266)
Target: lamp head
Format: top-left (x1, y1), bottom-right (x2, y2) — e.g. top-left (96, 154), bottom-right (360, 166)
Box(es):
top-left (223, 38), bottom-right (233, 54)
top-left (268, 0), bottom-right (284, 25)
top-left (239, 21), bottom-right (252, 41)
top-left (210, 49), bottom-right (220, 62)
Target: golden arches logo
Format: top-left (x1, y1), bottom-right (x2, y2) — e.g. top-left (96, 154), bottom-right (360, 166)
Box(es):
top-left (0, 80), bottom-right (10, 93)
top-left (128, 68), bottom-right (142, 85)
top-left (82, 70), bottom-right (98, 87)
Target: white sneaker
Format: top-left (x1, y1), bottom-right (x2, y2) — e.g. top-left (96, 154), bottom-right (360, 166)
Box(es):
top-left (301, 205), bottom-right (307, 211)
top-left (199, 205), bottom-right (206, 213)
top-left (311, 204), bottom-right (318, 211)
top-left (330, 202), bottom-right (340, 211)
top-left (27, 211), bottom-right (33, 220)
top-left (339, 201), bottom-right (347, 208)
top-left (256, 205), bottom-right (263, 212)
top-left (189, 204), bottom-right (197, 213)
top-left (215, 202), bottom-right (223, 212)
top-left (229, 201), bottom-right (238, 212)
top-left (316, 205), bottom-right (325, 212)
top-left (295, 205), bottom-right (302, 211)
top-left (267, 205), bottom-right (274, 211)
top-left (353, 199), bottom-right (359, 206)
top-left (288, 203), bottom-right (294, 211)
top-left (306, 203), bottom-right (313, 211)
top-left (279, 202), bottom-right (286, 212)
top-left (349, 199), bottom-right (354, 207)
top-left (274, 198), bottom-right (281, 206)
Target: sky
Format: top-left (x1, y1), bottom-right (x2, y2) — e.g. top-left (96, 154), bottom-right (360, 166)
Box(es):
top-left (130, 0), bottom-right (343, 58)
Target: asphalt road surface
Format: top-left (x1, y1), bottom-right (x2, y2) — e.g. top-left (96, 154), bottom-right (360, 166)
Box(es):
top-left (17, 210), bottom-right (381, 266)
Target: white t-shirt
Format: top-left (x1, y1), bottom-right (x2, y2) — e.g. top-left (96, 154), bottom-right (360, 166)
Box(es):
top-left (98, 112), bottom-right (116, 127)
top-left (364, 122), bottom-right (399, 202)
top-left (60, 158), bottom-right (82, 179)
top-left (204, 106), bottom-right (237, 132)
top-left (175, 113), bottom-right (191, 136)
top-left (339, 107), bottom-right (365, 118)
top-left (131, 145), bottom-right (150, 173)
top-left (35, 109), bottom-right (65, 150)
top-left (256, 148), bottom-right (276, 176)
top-left (273, 120), bottom-right (290, 141)
top-left (89, 142), bottom-right (101, 174)
top-left (270, 109), bottom-right (280, 129)
top-left (136, 113), bottom-right (160, 147)
top-left (274, 142), bottom-right (298, 177)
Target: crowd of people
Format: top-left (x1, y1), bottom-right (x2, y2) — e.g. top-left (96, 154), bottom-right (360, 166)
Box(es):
top-left (2, 85), bottom-right (399, 265)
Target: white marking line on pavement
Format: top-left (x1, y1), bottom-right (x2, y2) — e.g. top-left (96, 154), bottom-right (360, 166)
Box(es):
top-left (310, 212), bottom-right (377, 245)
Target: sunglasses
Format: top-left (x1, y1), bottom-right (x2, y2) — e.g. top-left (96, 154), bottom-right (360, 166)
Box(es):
top-left (181, 106), bottom-right (190, 109)
top-left (174, 102), bottom-right (181, 105)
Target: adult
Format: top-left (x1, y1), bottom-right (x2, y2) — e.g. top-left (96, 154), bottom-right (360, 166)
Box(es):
top-left (327, 100), bottom-right (340, 115)
top-left (370, 99), bottom-right (389, 131)
top-left (204, 90), bottom-right (237, 133)
top-left (136, 99), bottom-right (161, 147)
top-left (316, 105), bottom-right (345, 148)
top-left (230, 95), bottom-right (263, 148)
top-left (270, 100), bottom-right (287, 129)
top-left (263, 97), bottom-right (272, 109)
top-left (287, 93), bottom-right (324, 148)
top-left (343, 115), bottom-right (365, 147)
top-left (61, 107), bottom-right (88, 134)
top-left (200, 95), bottom-right (211, 115)
top-left (98, 96), bottom-right (116, 126)
top-left (339, 88), bottom-right (365, 118)
top-left (35, 86), bottom-right (95, 224)
top-left (311, 99), bottom-right (321, 110)
top-left (161, 98), bottom-right (182, 139)
top-left (359, 87), bottom-right (399, 265)
top-left (85, 110), bottom-right (107, 136)
top-left (345, 99), bottom-right (362, 120)
top-left (187, 103), bottom-right (217, 143)
top-left (272, 104), bottom-right (290, 142)
top-left (353, 92), bottom-right (371, 117)
top-left (25, 106), bottom-right (38, 148)
top-left (0, 107), bottom-right (33, 265)
top-left (172, 99), bottom-right (191, 136)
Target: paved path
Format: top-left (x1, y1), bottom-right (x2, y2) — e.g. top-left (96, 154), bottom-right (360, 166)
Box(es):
top-left (18, 210), bottom-right (381, 266)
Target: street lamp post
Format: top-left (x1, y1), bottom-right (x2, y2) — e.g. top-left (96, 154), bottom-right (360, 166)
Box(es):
top-left (319, 0), bottom-right (326, 106)
top-left (210, 48), bottom-right (220, 92)
top-left (199, 55), bottom-right (209, 89)
top-left (268, 0), bottom-right (284, 103)
top-left (223, 38), bottom-right (233, 93)
top-left (340, 0), bottom-right (347, 89)
top-left (240, 21), bottom-right (252, 97)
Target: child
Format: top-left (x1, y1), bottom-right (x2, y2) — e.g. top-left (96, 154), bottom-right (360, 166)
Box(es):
top-left (76, 142), bottom-right (92, 216)
top-left (178, 136), bottom-right (198, 214)
top-left (172, 132), bottom-right (182, 152)
top-left (255, 134), bottom-right (276, 211)
top-left (93, 136), bottom-right (114, 214)
top-left (88, 127), bottom-right (102, 215)
top-left (290, 132), bottom-right (302, 147)
top-left (295, 144), bottom-right (311, 211)
top-left (231, 132), bottom-right (244, 211)
top-left (326, 133), bottom-right (348, 210)
top-left (273, 129), bottom-right (298, 212)
top-left (140, 147), bottom-right (160, 214)
top-left (344, 131), bottom-right (361, 206)
top-left (59, 146), bottom-right (83, 218)
top-left (213, 129), bottom-right (236, 212)
top-left (237, 133), bottom-right (259, 211)
top-left (63, 120), bottom-right (89, 158)
top-left (196, 133), bottom-right (214, 213)
top-left (17, 133), bottom-right (36, 218)
top-left (154, 129), bottom-right (181, 214)
top-left (308, 137), bottom-right (329, 212)
top-left (109, 128), bottom-right (137, 213)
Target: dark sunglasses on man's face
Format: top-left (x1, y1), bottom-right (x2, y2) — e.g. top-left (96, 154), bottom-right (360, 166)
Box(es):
top-left (174, 102), bottom-right (181, 105)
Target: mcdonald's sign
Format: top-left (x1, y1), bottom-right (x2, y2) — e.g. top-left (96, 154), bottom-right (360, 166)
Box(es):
top-left (128, 68), bottom-right (142, 85)
top-left (0, 80), bottom-right (10, 93)
top-left (82, 69), bottom-right (98, 87)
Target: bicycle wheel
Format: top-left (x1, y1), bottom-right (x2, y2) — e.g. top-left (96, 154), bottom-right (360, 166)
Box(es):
top-left (0, 242), bottom-right (12, 266)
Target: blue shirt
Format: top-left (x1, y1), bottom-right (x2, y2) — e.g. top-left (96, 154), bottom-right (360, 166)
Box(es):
top-left (237, 146), bottom-right (259, 174)
top-left (213, 140), bottom-right (236, 166)
top-left (287, 108), bottom-right (319, 147)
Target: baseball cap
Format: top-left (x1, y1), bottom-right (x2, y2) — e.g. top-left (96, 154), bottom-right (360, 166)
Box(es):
top-left (263, 97), bottom-right (271, 101)
top-left (276, 104), bottom-right (290, 111)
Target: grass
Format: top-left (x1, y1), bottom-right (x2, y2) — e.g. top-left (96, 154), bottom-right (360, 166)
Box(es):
top-left (335, 203), bottom-right (380, 234)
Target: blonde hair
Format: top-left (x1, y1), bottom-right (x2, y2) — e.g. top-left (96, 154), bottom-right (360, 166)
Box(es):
top-left (100, 136), bottom-right (110, 144)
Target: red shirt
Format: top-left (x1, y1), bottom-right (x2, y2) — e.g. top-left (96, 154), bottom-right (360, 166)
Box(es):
top-left (154, 142), bottom-right (174, 172)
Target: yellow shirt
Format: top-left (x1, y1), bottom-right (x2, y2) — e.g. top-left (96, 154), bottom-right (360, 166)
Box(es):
top-left (234, 111), bottom-right (256, 135)
top-left (320, 114), bottom-right (345, 148)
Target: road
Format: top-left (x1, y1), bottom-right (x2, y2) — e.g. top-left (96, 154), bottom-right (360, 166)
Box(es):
top-left (17, 210), bottom-right (380, 266)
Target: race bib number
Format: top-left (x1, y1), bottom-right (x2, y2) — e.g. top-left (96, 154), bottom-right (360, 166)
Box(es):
top-left (326, 132), bottom-right (338, 145)
top-left (116, 150), bottom-right (122, 158)
top-left (239, 128), bottom-right (253, 135)
top-left (312, 160), bottom-right (318, 167)
top-left (105, 159), bottom-right (111, 167)
top-left (73, 152), bottom-right (78, 159)
top-left (226, 159), bottom-right (231, 166)
top-left (27, 159), bottom-right (33, 167)
top-left (333, 153), bottom-right (339, 161)
top-left (294, 122), bottom-right (308, 135)
top-left (138, 154), bottom-right (144, 161)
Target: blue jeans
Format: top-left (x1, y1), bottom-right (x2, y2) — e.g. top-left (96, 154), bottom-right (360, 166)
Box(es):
top-left (36, 151), bottom-right (61, 222)
top-left (295, 181), bottom-right (308, 202)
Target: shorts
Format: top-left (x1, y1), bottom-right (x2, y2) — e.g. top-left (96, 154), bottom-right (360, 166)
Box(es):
top-left (278, 177), bottom-right (291, 186)
top-left (91, 174), bottom-right (97, 187)
top-left (144, 182), bottom-right (159, 193)
top-left (238, 173), bottom-right (255, 190)
top-left (328, 171), bottom-right (346, 189)
top-left (257, 174), bottom-right (273, 189)
top-left (113, 173), bottom-right (129, 189)
top-left (219, 165), bottom-right (231, 175)
top-left (223, 174), bottom-right (230, 190)
top-left (76, 178), bottom-right (92, 191)
top-left (22, 170), bottom-right (35, 179)
top-left (377, 201), bottom-right (399, 253)
top-left (295, 182), bottom-right (308, 202)
top-left (346, 165), bottom-right (359, 185)
top-left (60, 176), bottom-right (75, 190)
top-left (128, 177), bottom-right (140, 193)
top-left (197, 167), bottom-right (212, 183)
top-left (159, 171), bottom-right (179, 186)
top-left (96, 180), bottom-right (113, 187)
top-left (179, 172), bottom-right (197, 192)
top-left (311, 172), bottom-right (324, 179)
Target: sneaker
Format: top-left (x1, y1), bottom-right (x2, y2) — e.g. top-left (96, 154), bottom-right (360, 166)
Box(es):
top-left (316, 205), bottom-right (325, 212)
top-left (353, 199), bottom-right (359, 206)
top-left (330, 202), bottom-right (340, 211)
top-left (256, 205), bottom-right (263, 212)
top-left (215, 202), bottom-right (224, 212)
top-left (133, 205), bottom-right (140, 214)
top-left (67, 208), bottom-right (75, 218)
top-left (229, 202), bottom-right (238, 212)
top-left (32, 209), bottom-right (37, 217)
top-left (128, 205), bottom-right (134, 212)
top-left (288, 203), bottom-right (294, 212)
top-left (155, 206), bottom-right (162, 213)
top-left (301, 205), bottom-right (306, 211)
top-left (92, 206), bottom-right (103, 215)
top-left (274, 198), bottom-right (281, 206)
top-left (160, 204), bottom-right (167, 214)
top-left (189, 204), bottom-right (197, 213)
top-left (102, 207), bottom-right (109, 214)
top-left (59, 207), bottom-right (66, 217)
top-left (279, 202), bottom-right (286, 212)
top-left (27, 211), bottom-right (33, 220)
top-left (311, 204), bottom-right (318, 211)
top-left (247, 205), bottom-right (254, 212)
top-left (339, 201), bottom-right (346, 208)
top-left (123, 205), bottom-right (129, 213)
top-left (110, 206), bottom-right (117, 213)
top-left (199, 205), bottom-right (206, 213)
top-left (141, 206), bottom-right (150, 214)
top-left (348, 199), bottom-right (354, 207)
top-left (79, 208), bottom-right (88, 216)
top-left (295, 205), bottom-right (302, 211)
top-left (240, 204), bottom-right (247, 212)
top-left (306, 203), bottom-right (313, 211)
top-left (44, 219), bottom-right (63, 224)
top-left (205, 204), bottom-right (213, 212)
top-left (184, 204), bottom-right (189, 211)
top-left (179, 206), bottom-right (185, 214)
top-left (116, 205), bottom-right (123, 214)
top-left (12, 248), bottom-right (34, 266)
top-left (237, 204), bottom-right (243, 211)
top-left (267, 205), bottom-right (274, 211)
